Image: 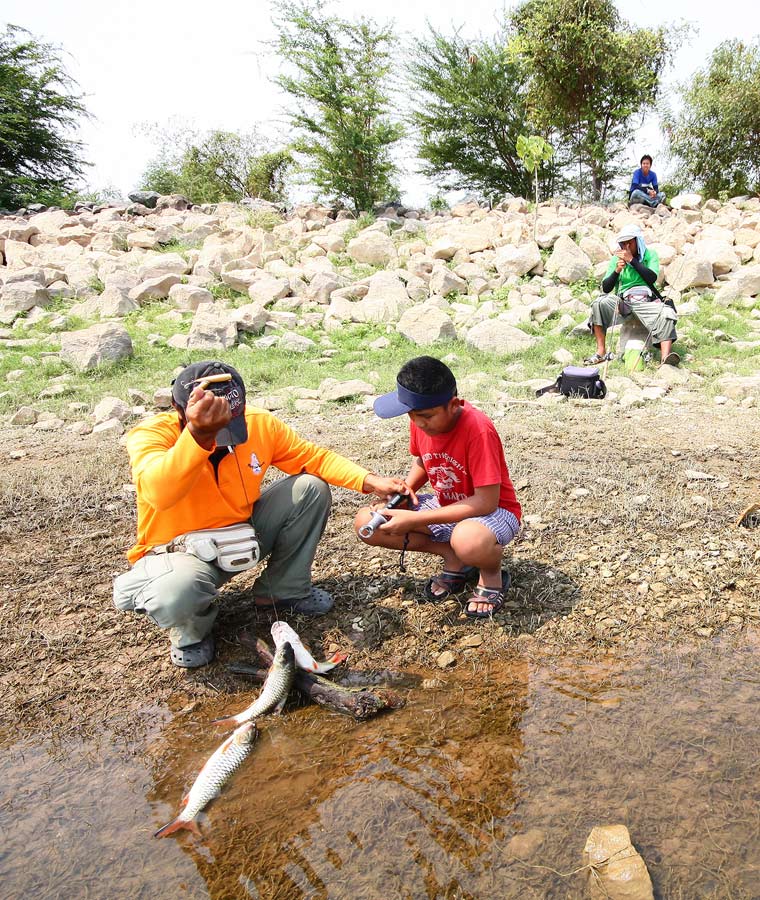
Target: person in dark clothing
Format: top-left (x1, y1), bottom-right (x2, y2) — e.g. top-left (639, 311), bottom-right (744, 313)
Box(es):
top-left (585, 223), bottom-right (680, 367)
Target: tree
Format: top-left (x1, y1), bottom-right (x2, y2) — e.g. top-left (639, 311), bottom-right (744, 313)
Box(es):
top-left (516, 134), bottom-right (553, 237)
top-left (665, 40), bottom-right (760, 198)
top-left (139, 127), bottom-right (292, 204)
top-left (510, 0), bottom-right (673, 201)
top-left (408, 25), bottom-right (556, 200)
top-left (0, 25), bottom-right (89, 209)
top-left (272, 0), bottom-right (403, 211)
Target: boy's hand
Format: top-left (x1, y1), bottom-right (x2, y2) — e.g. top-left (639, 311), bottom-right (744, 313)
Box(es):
top-left (378, 508), bottom-right (419, 535)
top-left (362, 474), bottom-right (418, 506)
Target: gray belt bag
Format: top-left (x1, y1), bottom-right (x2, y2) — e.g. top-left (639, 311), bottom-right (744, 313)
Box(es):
top-left (157, 523), bottom-right (260, 573)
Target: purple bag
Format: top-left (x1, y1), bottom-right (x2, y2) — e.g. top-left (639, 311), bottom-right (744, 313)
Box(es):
top-left (536, 366), bottom-right (607, 400)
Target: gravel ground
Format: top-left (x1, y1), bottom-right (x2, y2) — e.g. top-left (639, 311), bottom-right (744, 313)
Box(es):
top-left (1, 395), bottom-right (758, 742)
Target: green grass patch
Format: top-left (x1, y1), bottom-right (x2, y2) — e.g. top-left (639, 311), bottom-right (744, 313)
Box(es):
top-left (245, 209), bottom-right (285, 232)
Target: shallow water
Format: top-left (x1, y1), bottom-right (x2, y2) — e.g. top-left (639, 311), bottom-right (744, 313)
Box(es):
top-left (2, 633), bottom-right (759, 900)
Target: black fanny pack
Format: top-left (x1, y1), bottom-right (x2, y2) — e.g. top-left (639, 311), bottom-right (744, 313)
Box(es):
top-left (536, 365), bottom-right (607, 400)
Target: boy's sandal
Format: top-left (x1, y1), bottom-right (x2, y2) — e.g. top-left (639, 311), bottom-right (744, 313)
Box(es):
top-left (465, 586), bottom-right (505, 619)
top-left (422, 566), bottom-right (478, 601)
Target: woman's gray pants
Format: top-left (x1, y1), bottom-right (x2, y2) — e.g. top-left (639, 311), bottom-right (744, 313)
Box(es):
top-left (587, 294), bottom-right (677, 344)
top-left (112, 474), bottom-right (331, 648)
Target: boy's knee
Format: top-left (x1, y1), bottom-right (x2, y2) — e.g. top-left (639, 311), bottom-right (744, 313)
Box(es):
top-left (354, 506), bottom-right (379, 543)
top-left (450, 520), bottom-right (494, 557)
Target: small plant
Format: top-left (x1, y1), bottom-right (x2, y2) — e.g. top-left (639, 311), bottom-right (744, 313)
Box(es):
top-left (429, 194), bottom-right (449, 212)
top-left (87, 276), bottom-right (105, 294)
top-left (517, 135), bottom-right (554, 240)
top-left (245, 209), bottom-right (284, 232)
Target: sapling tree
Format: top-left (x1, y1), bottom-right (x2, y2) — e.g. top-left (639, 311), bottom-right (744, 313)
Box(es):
top-left (516, 134), bottom-right (553, 238)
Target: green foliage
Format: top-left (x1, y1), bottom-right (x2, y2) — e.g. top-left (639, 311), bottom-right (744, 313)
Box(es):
top-left (407, 25), bottom-right (540, 199)
top-left (139, 127), bottom-right (292, 204)
top-left (245, 209), bottom-right (285, 231)
top-left (664, 40), bottom-right (760, 198)
top-left (510, 0), bottom-right (675, 201)
top-left (517, 134), bottom-right (554, 236)
top-left (429, 195), bottom-right (449, 212)
top-left (340, 211), bottom-right (376, 243)
top-left (272, 0), bottom-right (403, 212)
top-left (0, 25), bottom-right (89, 209)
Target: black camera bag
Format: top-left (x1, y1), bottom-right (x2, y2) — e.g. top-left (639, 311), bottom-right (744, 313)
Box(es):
top-left (535, 365), bottom-right (607, 400)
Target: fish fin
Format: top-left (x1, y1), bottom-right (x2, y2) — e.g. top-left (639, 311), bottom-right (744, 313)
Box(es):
top-left (154, 816), bottom-right (201, 839)
top-left (211, 714), bottom-right (246, 726)
top-left (330, 652), bottom-right (349, 665)
top-left (273, 697), bottom-right (288, 714)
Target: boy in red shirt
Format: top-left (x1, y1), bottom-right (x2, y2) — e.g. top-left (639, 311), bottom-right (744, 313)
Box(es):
top-left (355, 356), bottom-right (521, 618)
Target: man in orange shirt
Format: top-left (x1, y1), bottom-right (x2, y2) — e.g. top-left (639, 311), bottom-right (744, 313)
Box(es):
top-left (113, 360), bottom-right (406, 668)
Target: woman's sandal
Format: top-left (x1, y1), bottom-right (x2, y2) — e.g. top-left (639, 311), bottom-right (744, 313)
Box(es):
top-left (464, 571), bottom-right (512, 619)
top-left (422, 566), bottom-right (478, 601)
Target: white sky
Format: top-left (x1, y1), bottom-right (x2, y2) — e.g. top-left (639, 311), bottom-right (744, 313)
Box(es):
top-left (3, 0), bottom-right (759, 204)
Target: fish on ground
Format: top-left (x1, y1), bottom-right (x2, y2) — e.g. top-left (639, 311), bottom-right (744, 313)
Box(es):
top-left (270, 621), bottom-right (347, 673)
top-left (154, 721), bottom-right (257, 838)
top-left (213, 641), bottom-right (296, 725)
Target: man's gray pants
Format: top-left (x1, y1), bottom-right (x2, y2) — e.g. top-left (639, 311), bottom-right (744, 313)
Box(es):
top-left (587, 294), bottom-right (677, 344)
top-left (112, 474), bottom-right (331, 648)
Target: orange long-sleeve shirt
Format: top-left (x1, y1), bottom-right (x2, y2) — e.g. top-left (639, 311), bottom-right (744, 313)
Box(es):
top-left (125, 406), bottom-right (370, 563)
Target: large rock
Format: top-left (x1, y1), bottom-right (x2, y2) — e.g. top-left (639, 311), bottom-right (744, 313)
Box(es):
top-left (0, 281), bottom-right (49, 322)
top-left (247, 273), bottom-right (290, 305)
top-left (229, 303), bottom-right (269, 333)
top-left (137, 252), bottom-right (191, 280)
top-left (715, 374), bottom-right (760, 400)
top-left (397, 304), bottom-right (456, 345)
top-left (128, 190), bottom-right (159, 208)
top-left (465, 319), bottom-right (538, 354)
top-left (60, 322), bottom-right (133, 371)
top-left (186, 304), bottom-right (238, 351)
top-left (493, 242), bottom-right (542, 278)
top-left (666, 254), bottom-right (714, 291)
top-left (357, 271), bottom-right (410, 323)
top-left (346, 229), bottom-right (397, 266)
top-left (429, 265), bottom-right (467, 296)
top-left (691, 239), bottom-right (739, 276)
top-left (713, 264), bottom-right (760, 305)
top-left (319, 378), bottom-right (375, 401)
top-left (168, 283), bottom-right (214, 311)
top-left (128, 273), bottom-right (182, 303)
top-left (304, 271), bottom-right (340, 304)
top-left (545, 235), bottom-right (593, 283)
top-left (670, 193), bottom-right (702, 210)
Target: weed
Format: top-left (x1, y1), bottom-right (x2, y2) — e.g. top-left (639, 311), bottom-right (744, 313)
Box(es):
top-left (341, 212), bottom-right (376, 244)
top-left (88, 276), bottom-right (105, 294)
top-left (245, 209), bottom-right (285, 232)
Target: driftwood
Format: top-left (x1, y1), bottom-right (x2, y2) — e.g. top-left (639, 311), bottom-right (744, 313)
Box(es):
top-left (232, 634), bottom-right (406, 721)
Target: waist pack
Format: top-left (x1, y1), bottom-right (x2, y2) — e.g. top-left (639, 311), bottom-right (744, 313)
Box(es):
top-left (157, 523), bottom-right (260, 573)
top-left (536, 366), bottom-right (607, 400)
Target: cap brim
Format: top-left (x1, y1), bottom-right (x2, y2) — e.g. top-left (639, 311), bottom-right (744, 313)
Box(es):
top-left (373, 391), bottom-right (412, 419)
top-left (215, 413), bottom-right (248, 447)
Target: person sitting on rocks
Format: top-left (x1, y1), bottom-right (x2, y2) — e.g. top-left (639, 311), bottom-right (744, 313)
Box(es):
top-left (585, 223), bottom-right (680, 367)
top-left (629, 155), bottom-right (666, 208)
top-left (354, 356), bottom-right (522, 620)
top-left (113, 360), bottom-right (405, 668)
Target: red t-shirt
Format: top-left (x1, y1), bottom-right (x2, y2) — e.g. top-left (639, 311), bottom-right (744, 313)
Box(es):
top-left (409, 402), bottom-right (521, 521)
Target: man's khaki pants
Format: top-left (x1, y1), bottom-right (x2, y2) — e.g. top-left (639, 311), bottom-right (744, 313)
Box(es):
top-left (113, 474), bottom-right (331, 648)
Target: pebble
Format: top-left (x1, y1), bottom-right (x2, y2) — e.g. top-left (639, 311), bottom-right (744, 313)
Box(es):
top-left (436, 650), bottom-right (456, 668)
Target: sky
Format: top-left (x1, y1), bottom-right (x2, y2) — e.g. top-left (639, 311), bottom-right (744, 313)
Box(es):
top-left (3, 0), bottom-right (760, 205)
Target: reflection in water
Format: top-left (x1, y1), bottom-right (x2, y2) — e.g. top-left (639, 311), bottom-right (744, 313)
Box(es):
top-left (1, 634), bottom-right (759, 899)
top-left (147, 663), bottom-right (528, 899)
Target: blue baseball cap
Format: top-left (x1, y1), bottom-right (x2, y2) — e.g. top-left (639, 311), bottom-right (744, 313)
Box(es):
top-left (373, 381), bottom-right (456, 419)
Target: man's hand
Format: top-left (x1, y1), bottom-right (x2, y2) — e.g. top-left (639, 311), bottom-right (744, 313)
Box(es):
top-left (362, 474), bottom-right (418, 506)
top-left (185, 386), bottom-right (231, 450)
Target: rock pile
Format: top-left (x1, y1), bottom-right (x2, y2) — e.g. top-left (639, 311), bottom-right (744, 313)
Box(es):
top-left (2, 191), bottom-right (760, 426)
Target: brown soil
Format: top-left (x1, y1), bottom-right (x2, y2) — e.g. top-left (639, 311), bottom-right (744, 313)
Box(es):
top-left (1, 397), bottom-right (759, 743)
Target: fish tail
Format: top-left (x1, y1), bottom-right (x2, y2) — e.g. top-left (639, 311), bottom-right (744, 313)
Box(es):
top-left (329, 652), bottom-right (348, 665)
top-left (154, 816), bottom-right (201, 838)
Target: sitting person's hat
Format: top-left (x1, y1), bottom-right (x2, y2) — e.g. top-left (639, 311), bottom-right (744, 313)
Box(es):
top-left (172, 361), bottom-right (248, 446)
top-left (374, 380), bottom-right (456, 419)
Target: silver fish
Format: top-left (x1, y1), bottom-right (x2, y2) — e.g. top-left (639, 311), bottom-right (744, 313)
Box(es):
top-left (215, 641), bottom-right (295, 725)
top-left (154, 721), bottom-right (257, 838)
top-left (271, 621), bottom-right (347, 673)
